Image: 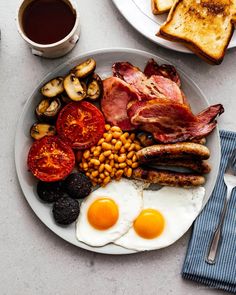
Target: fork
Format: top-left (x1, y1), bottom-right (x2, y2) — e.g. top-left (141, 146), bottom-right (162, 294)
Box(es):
top-left (206, 149), bottom-right (236, 264)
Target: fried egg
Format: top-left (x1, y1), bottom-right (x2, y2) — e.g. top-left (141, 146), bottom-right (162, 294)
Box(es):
top-left (114, 186), bottom-right (205, 251)
top-left (76, 179), bottom-right (143, 247)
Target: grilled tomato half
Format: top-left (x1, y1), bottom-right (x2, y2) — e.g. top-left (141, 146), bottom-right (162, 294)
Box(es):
top-left (27, 136), bottom-right (75, 182)
top-left (56, 101), bottom-right (105, 150)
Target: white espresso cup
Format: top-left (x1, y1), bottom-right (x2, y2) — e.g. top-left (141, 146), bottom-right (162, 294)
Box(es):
top-left (17, 0), bottom-right (80, 58)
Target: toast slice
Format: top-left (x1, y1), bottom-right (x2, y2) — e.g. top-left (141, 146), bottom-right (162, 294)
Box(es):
top-left (152, 0), bottom-right (174, 14)
top-left (232, 11), bottom-right (236, 22)
top-left (158, 0), bottom-right (236, 64)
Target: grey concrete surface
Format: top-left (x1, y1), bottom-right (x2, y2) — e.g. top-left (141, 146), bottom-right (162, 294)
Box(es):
top-left (0, 0), bottom-right (235, 294)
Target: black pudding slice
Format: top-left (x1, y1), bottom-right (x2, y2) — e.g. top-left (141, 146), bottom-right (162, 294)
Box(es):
top-left (52, 197), bottom-right (80, 225)
top-left (37, 181), bottom-right (68, 203)
top-left (64, 172), bottom-right (92, 199)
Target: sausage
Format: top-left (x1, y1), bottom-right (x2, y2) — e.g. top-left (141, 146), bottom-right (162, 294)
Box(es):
top-left (137, 142), bottom-right (210, 163)
top-left (137, 132), bottom-right (206, 147)
top-left (132, 167), bottom-right (205, 187)
top-left (191, 138), bottom-right (206, 145)
top-left (151, 158), bottom-right (211, 174)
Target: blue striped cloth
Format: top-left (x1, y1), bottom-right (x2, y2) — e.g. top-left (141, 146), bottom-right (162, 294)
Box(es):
top-left (182, 130), bottom-right (236, 293)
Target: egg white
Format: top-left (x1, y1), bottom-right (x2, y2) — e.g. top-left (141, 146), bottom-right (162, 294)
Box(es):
top-left (114, 186), bottom-right (205, 251)
top-left (76, 179), bottom-right (143, 247)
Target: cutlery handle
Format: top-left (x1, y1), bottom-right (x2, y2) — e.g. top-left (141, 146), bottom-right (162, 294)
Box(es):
top-left (206, 187), bottom-right (232, 264)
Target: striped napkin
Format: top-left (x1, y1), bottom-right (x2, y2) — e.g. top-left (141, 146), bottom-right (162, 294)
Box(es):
top-left (182, 130), bottom-right (236, 293)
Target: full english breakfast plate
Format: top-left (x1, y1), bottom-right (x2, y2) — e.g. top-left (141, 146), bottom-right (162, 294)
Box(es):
top-left (112, 0), bottom-right (236, 54)
top-left (15, 48), bottom-right (222, 254)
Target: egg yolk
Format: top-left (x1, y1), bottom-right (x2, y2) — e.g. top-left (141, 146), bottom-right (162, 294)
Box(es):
top-left (87, 198), bottom-right (119, 230)
top-left (134, 209), bottom-right (165, 239)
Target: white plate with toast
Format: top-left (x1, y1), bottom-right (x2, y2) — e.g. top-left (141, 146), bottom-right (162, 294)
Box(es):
top-left (15, 48), bottom-right (220, 255)
top-left (113, 0), bottom-right (236, 54)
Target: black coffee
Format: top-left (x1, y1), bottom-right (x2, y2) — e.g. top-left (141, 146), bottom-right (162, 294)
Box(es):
top-left (22, 0), bottom-right (76, 44)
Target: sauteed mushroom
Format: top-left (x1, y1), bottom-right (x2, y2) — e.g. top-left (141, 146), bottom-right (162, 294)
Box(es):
top-left (86, 73), bottom-right (103, 100)
top-left (72, 58), bottom-right (96, 79)
top-left (30, 123), bottom-right (56, 140)
top-left (36, 98), bottom-right (62, 122)
top-left (41, 77), bottom-right (64, 97)
top-left (63, 73), bottom-right (86, 101)
top-left (80, 81), bottom-right (87, 95)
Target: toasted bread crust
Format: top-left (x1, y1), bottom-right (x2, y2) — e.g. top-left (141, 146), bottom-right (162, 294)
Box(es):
top-left (158, 25), bottom-right (234, 65)
top-left (158, 0), bottom-right (235, 64)
top-left (152, 0), bottom-right (160, 14)
top-left (152, 0), bottom-right (171, 14)
top-left (232, 13), bottom-right (236, 23)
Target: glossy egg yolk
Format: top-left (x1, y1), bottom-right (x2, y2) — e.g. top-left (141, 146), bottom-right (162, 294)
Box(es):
top-left (134, 209), bottom-right (165, 239)
top-left (87, 198), bottom-right (119, 230)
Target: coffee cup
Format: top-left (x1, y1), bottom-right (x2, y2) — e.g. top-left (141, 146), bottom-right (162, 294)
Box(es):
top-left (17, 0), bottom-right (80, 58)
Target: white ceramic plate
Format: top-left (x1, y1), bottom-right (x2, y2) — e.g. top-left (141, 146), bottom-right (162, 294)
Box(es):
top-left (15, 48), bottom-right (220, 255)
top-left (112, 0), bottom-right (236, 53)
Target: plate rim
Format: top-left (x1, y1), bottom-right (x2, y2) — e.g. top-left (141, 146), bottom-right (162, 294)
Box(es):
top-left (112, 0), bottom-right (236, 54)
top-left (14, 47), bottom-right (220, 255)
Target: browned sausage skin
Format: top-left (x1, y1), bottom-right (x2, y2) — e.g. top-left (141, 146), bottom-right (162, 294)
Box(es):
top-left (191, 138), bottom-right (206, 145)
top-left (151, 158), bottom-right (211, 174)
top-left (136, 133), bottom-right (206, 147)
top-left (132, 167), bottom-right (205, 187)
top-left (137, 142), bottom-right (210, 163)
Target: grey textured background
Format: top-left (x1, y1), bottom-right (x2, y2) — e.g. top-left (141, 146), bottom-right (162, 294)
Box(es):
top-left (0, 0), bottom-right (235, 294)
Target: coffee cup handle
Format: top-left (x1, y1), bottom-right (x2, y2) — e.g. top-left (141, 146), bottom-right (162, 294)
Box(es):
top-left (70, 34), bottom-right (79, 44)
top-left (31, 48), bottom-right (43, 56)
